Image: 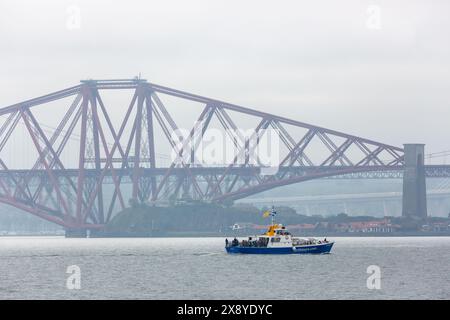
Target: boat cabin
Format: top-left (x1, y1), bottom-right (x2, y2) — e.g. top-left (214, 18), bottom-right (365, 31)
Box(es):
top-left (260, 224), bottom-right (293, 247)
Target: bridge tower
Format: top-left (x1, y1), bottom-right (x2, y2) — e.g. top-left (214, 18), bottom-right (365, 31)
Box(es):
top-left (402, 144), bottom-right (427, 218)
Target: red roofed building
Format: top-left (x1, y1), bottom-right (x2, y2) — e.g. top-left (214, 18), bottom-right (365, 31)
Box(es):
top-left (345, 219), bottom-right (399, 233)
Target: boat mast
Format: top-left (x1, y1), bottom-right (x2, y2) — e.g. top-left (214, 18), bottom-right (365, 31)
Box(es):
top-left (271, 205), bottom-right (276, 226)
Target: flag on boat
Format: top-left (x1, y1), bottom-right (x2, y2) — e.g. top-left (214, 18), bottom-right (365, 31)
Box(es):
top-left (263, 207), bottom-right (277, 218)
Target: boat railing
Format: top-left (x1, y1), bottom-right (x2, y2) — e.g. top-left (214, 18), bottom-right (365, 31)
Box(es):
top-left (226, 238), bottom-right (268, 248)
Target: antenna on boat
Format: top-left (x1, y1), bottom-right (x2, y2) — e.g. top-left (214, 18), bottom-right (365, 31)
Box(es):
top-left (271, 205), bottom-right (276, 226)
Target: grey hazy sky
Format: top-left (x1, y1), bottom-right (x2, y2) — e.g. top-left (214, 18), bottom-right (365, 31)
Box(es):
top-left (1, 0), bottom-right (449, 161)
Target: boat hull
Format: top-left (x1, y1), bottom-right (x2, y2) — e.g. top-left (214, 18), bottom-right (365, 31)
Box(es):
top-left (225, 242), bottom-right (334, 254)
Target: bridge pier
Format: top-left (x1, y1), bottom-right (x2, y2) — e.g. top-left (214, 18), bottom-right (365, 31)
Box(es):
top-left (65, 228), bottom-right (88, 238)
top-left (402, 144), bottom-right (427, 218)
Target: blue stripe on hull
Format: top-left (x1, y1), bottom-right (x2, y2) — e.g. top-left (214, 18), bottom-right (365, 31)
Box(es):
top-left (225, 242), bottom-right (333, 254)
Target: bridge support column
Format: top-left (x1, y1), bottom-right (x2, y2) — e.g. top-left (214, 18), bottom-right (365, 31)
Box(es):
top-left (65, 228), bottom-right (88, 238)
top-left (402, 144), bottom-right (427, 218)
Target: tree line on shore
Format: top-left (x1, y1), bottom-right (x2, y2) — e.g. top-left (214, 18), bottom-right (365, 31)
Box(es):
top-left (106, 202), bottom-right (450, 234)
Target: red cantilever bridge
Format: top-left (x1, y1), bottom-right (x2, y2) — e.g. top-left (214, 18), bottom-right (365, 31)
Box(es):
top-left (0, 79), bottom-right (448, 235)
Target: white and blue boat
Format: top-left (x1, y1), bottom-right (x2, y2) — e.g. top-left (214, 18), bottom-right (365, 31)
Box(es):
top-left (225, 207), bottom-right (334, 254)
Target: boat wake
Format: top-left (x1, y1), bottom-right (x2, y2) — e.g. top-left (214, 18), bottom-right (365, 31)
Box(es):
top-left (194, 252), bottom-right (222, 257)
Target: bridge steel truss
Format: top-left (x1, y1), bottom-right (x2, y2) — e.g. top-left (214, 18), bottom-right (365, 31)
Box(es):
top-left (0, 79), bottom-right (410, 230)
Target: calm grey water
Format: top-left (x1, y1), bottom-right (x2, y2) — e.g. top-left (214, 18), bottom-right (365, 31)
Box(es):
top-left (0, 236), bottom-right (449, 299)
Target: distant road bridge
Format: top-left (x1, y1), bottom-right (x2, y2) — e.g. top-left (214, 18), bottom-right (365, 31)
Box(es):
top-left (238, 188), bottom-right (450, 217)
top-left (323, 165), bottom-right (450, 179)
top-left (239, 189), bottom-right (450, 205)
top-left (0, 79), bottom-right (448, 235)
